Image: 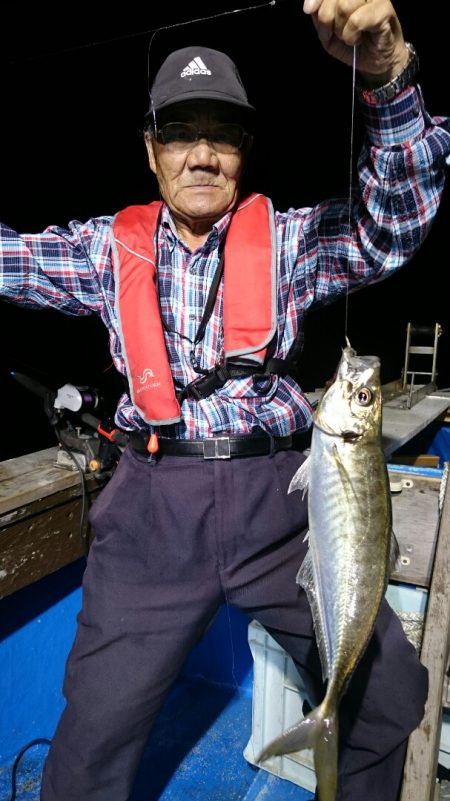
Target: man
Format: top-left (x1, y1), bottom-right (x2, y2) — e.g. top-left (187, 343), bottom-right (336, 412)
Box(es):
top-left (1, 1), bottom-right (449, 799)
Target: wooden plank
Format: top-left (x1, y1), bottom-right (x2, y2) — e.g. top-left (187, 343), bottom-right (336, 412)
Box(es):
top-left (0, 448), bottom-right (107, 598)
top-left (0, 479), bottom-right (104, 598)
top-left (389, 473), bottom-right (441, 587)
top-left (400, 470), bottom-right (450, 801)
top-left (0, 480), bottom-right (95, 529)
top-left (0, 496), bottom-right (89, 598)
top-left (0, 447), bottom-right (83, 514)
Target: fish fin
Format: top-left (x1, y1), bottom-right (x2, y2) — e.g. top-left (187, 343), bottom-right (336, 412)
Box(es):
top-left (389, 529), bottom-right (401, 574)
top-left (255, 701), bottom-right (338, 801)
top-left (288, 454), bottom-right (310, 498)
top-left (314, 709), bottom-right (338, 801)
top-left (296, 551), bottom-right (330, 682)
top-left (296, 548), bottom-right (313, 589)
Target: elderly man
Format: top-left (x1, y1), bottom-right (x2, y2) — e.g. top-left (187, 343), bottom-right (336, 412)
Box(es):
top-left (1, 1), bottom-right (449, 799)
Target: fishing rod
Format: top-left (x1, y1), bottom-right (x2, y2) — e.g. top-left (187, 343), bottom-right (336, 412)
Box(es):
top-left (6, 0), bottom-right (292, 65)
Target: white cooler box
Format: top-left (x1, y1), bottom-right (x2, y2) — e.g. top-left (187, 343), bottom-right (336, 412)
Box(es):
top-left (244, 583), bottom-right (448, 790)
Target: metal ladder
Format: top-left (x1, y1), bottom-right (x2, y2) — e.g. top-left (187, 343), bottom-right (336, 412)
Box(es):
top-left (402, 322), bottom-right (442, 407)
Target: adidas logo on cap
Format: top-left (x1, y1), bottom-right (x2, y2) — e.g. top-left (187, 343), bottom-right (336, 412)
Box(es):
top-left (180, 57), bottom-right (212, 78)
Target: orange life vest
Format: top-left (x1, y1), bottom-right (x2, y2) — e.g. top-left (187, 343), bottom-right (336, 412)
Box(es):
top-left (112, 192), bottom-right (277, 425)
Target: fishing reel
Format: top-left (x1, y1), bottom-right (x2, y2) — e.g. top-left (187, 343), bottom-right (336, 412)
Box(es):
top-left (53, 383), bottom-right (100, 416)
top-left (11, 372), bottom-right (128, 477)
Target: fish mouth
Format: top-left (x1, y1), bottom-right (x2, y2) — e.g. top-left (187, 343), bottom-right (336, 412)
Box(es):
top-left (341, 430), bottom-right (360, 443)
top-left (313, 421), bottom-right (362, 442)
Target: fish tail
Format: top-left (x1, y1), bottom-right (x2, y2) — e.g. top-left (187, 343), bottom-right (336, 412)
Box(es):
top-left (255, 701), bottom-right (338, 801)
top-left (314, 705), bottom-right (338, 801)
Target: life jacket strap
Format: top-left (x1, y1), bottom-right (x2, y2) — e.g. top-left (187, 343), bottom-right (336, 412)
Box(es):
top-left (176, 355), bottom-right (296, 403)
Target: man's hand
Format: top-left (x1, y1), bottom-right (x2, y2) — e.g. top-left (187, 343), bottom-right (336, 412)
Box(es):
top-left (303, 0), bottom-right (410, 86)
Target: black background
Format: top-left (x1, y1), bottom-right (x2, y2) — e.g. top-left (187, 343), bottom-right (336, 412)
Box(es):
top-left (1, 1), bottom-right (449, 460)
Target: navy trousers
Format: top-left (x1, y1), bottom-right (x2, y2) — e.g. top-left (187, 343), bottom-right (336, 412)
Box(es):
top-left (40, 445), bottom-right (428, 801)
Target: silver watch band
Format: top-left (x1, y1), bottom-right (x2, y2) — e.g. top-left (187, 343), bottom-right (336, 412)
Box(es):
top-left (357, 43), bottom-right (419, 104)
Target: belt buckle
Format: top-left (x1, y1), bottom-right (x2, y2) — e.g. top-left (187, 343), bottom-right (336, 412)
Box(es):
top-left (203, 437), bottom-right (231, 460)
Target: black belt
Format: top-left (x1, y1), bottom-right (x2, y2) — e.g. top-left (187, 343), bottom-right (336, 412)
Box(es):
top-left (129, 431), bottom-right (306, 460)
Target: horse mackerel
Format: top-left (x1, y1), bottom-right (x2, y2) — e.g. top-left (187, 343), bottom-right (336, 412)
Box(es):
top-left (256, 343), bottom-right (394, 801)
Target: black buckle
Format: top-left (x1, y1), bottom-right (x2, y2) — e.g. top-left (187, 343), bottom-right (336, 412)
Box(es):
top-left (183, 367), bottom-right (229, 401)
top-left (203, 437), bottom-right (231, 459)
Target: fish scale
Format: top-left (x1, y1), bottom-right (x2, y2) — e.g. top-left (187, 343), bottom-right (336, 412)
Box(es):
top-left (311, 436), bottom-right (388, 684)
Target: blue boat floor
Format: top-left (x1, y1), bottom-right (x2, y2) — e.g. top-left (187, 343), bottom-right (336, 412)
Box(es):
top-left (0, 677), bottom-right (314, 801)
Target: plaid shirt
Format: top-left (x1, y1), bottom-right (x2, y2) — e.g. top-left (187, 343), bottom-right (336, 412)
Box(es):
top-left (1, 86), bottom-right (450, 438)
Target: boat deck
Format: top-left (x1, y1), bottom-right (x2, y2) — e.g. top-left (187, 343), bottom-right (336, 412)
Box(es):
top-left (0, 675), bottom-right (313, 801)
top-left (1, 388), bottom-right (450, 800)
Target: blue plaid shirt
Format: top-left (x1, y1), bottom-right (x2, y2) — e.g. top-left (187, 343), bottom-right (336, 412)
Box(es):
top-left (1, 86), bottom-right (450, 438)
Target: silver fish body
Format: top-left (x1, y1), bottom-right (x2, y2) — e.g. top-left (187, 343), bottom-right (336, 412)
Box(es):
top-left (256, 345), bottom-right (394, 801)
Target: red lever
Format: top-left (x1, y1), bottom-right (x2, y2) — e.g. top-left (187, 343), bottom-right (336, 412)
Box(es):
top-left (97, 424), bottom-right (120, 443)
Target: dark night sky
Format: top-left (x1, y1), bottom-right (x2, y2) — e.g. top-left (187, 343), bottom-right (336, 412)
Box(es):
top-left (1, 1), bottom-right (449, 460)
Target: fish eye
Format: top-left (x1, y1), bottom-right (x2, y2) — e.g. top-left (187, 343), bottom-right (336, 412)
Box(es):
top-left (354, 387), bottom-right (373, 406)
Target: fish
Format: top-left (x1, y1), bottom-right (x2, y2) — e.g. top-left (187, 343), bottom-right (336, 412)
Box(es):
top-left (255, 341), bottom-right (398, 801)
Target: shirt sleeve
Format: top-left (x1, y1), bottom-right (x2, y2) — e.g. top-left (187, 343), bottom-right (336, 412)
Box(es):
top-left (0, 215), bottom-right (115, 316)
top-left (289, 84), bottom-right (450, 308)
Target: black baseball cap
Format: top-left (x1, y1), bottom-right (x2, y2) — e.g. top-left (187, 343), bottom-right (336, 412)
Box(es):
top-left (147, 46), bottom-right (255, 118)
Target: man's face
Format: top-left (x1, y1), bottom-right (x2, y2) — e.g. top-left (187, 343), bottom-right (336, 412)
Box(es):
top-left (146, 101), bottom-right (251, 233)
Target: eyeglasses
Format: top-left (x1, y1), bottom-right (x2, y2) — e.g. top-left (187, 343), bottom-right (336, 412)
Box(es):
top-left (155, 122), bottom-right (247, 154)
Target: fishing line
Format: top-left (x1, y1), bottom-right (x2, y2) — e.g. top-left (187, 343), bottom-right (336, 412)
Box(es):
top-left (223, 600), bottom-right (241, 691)
top-left (7, 1), bottom-right (285, 65)
top-left (344, 44), bottom-right (358, 345)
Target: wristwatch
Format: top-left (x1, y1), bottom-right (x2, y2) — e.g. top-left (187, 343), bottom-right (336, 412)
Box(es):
top-left (357, 43), bottom-right (419, 104)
